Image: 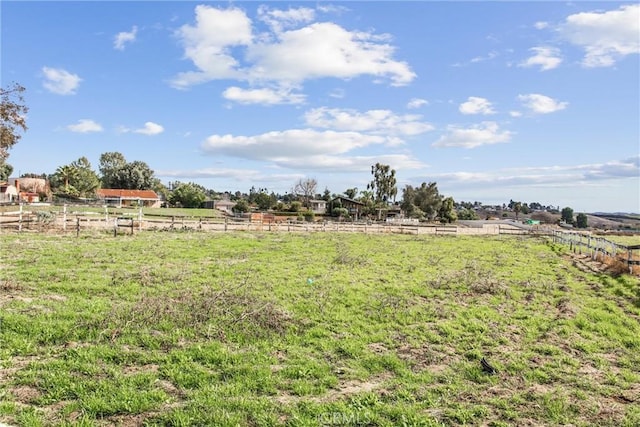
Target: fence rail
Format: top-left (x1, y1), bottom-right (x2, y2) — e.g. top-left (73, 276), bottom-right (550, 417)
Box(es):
top-left (550, 230), bottom-right (640, 274)
top-left (0, 206), bottom-right (533, 236)
top-left (2, 206), bottom-right (638, 273)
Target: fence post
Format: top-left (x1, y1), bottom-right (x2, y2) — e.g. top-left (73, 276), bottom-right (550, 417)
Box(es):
top-left (114, 218), bottom-right (118, 237)
top-left (138, 207), bottom-right (143, 231)
top-left (76, 216), bottom-right (80, 237)
top-left (17, 203), bottom-right (23, 232)
top-left (224, 217), bottom-right (228, 232)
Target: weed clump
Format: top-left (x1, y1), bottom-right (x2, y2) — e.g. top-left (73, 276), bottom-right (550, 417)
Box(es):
top-left (88, 279), bottom-right (295, 344)
top-left (0, 279), bottom-right (22, 292)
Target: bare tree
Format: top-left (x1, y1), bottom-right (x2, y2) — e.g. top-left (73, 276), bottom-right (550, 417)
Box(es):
top-left (294, 178), bottom-right (318, 208)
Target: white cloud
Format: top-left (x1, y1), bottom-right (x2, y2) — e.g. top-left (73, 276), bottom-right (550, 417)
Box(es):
top-left (304, 107), bottom-right (433, 136)
top-left (134, 122), bottom-right (164, 135)
top-left (559, 4), bottom-right (640, 67)
top-left (171, 5), bottom-right (253, 88)
top-left (582, 155), bottom-right (640, 180)
top-left (432, 121), bottom-right (512, 149)
top-left (257, 5), bottom-right (315, 33)
top-left (329, 88), bottom-right (345, 99)
top-left (66, 119), bottom-right (103, 133)
top-left (434, 156), bottom-right (640, 188)
top-left (518, 93), bottom-right (568, 114)
top-left (172, 5), bottom-right (415, 91)
top-left (459, 97), bottom-right (495, 115)
top-left (407, 98), bottom-right (428, 109)
top-left (41, 67), bottom-right (81, 95)
top-left (273, 154), bottom-right (424, 171)
top-left (534, 21), bottom-right (549, 30)
top-left (247, 22), bottom-right (415, 86)
top-left (452, 51), bottom-right (498, 67)
top-left (519, 46), bottom-right (562, 71)
top-left (114, 26), bottom-right (138, 50)
top-left (202, 129), bottom-right (386, 160)
top-left (470, 50), bottom-right (498, 63)
top-left (509, 111), bottom-right (522, 118)
top-left (157, 167), bottom-right (303, 182)
top-left (222, 86), bottom-right (305, 105)
top-left (199, 126), bottom-right (427, 172)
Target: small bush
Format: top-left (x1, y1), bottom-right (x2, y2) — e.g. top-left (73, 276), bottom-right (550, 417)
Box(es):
top-left (303, 210), bottom-right (315, 222)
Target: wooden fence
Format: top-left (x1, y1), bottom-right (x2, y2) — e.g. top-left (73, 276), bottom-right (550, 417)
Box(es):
top-left (0, 206), bottom-right (531, 236)
top-left (551, 230), bottom-right (640, 274)
top-left (3, 207), bottom-right (639, 273)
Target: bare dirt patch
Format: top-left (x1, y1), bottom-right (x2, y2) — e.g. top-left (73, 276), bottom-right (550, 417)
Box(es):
top-left (10, 385), bottom-right (41, 404)
top-left (122, 364), bottom-right (159, 375)
top-left (275, 372), bottom-right (393, 405)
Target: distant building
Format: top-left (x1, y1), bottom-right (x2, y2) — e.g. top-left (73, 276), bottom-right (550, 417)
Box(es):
top-left (330, 196), bottom-right (365, 220)
top-left (3, 178), bottom-right (51, 203)
top-left (97, 189), bottom-right (161, 208)
top-left (309, 199), bottom-right (327, 214)
top-left (213, 199), bottom-right (236, 213)
top-left (0, 182), bottom-right (18, 203)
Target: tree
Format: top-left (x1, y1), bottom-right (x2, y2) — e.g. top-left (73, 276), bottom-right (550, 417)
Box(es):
top-left (1, 83), bottom-right (28, 169)
top-left (169, 182), bottom-right (206, 208)
top-left (332, 207), bottom-right (349, 220)
top-left (576, 213), bottom-right (588, 229)
top-left (55, 165), bottom-right (79, 189)
top-left (99, 152), bottom-right (127, 188)
top-left (293, 178), bottom-right (317, 208)
top-left (0, 163), bottom-right (13, 181)
top-left (70, 157), bottom-right (100, 197)
top-left (118, 160), bottom-right (155, 190)
top-left (513, 201), bottom-right (522, 219)
top-left (400, 182), bottom-right (441, 220)
top-left (561, 207), bottom-right (574, 224)
top-left (151, 179), bottom-right (169, 201)
top-left (458, 208), bottom-right (478, 220)
top-left (99, 152), bottom-right (156, 190)
top-left (232, 199), bottom-right (249, 214)
top-left (344, 187), bottom-right (358, 199)
top-left (289, 201), bottom-right (302, 212)
top-left (254, 191), bottom-right (276, 211)
top-left (438, 197), bottom-right (457, 223)
top-left (368, 163), bottom-right (397, 204)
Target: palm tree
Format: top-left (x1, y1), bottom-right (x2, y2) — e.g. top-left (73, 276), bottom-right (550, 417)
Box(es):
top-left (513, 202), bottom-right (522, 220)
top-left (56, 165), bottom-right (79, 189)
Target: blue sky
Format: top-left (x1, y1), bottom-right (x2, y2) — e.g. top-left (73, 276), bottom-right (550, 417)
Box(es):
top-left (2, 1), bottom-right (639, 213)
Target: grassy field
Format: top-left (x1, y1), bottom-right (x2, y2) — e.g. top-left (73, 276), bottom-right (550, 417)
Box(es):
top-left (0, 231), bottom-right (639, 426)
top-left (594, 234), bottom-right (640, 247)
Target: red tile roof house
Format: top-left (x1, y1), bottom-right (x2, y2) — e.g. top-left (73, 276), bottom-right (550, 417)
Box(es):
top-left (97, 189), bottom-right (161, 208)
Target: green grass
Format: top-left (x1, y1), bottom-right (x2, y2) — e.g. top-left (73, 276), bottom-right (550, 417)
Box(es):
top-left (596, 234), bottom-right (640, 247)
top-left (0, 205), bottom-right (223, 219)
top-left (1, 232), bottom-right (639, 426)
